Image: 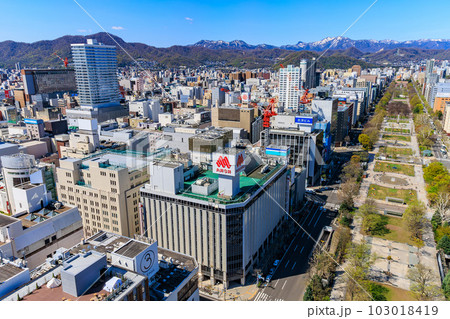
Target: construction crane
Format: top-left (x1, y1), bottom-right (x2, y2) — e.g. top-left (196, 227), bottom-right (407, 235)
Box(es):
top-left (300, 87), bottom-right (311, 104)
top-left (262, 98), bottom-right (277, 128)
top-left (52, 53), bottom-right (68, 68)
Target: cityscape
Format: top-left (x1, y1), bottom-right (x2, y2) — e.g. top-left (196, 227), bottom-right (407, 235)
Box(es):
top-left (0, 1), bottom-right (450, 312)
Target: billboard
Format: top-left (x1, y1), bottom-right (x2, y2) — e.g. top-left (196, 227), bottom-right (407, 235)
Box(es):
top-left (241, 92), bottom-right (250, 103)
top-left (212, 151), bottom-right (245, 176)
top-left (265, 147), bottom-right (290, 157)
top-left (295, 116), bottom-right (314, 124)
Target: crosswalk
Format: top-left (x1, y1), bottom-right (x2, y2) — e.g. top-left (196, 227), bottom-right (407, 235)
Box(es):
top-left (254, 291), bottom-right (284, 301)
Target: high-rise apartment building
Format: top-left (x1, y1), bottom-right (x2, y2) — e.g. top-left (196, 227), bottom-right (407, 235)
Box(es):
top-left (56, 150), bottom-right (149, 238)
top-left (279, 65), bottom-right (301, 110)
top-left (300, 58), bottom-right (317, 89)
top-left (71, 39), bottom-right (120, 108)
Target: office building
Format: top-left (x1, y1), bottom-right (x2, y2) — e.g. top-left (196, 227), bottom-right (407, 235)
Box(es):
top-left (56, 150), bottom-right (150, 238)
top-left (140, 149), bottom-right (300, 287)
top-left (261, 114), bottom-right (324, 185)
top-left (21, 69), bottom-right (76, 96)
top-left (211, 106), bottom-right (262, 143)
top-left (0, 201), bottom-right (83, 270)
top-left (1, 231), bottom-right (199, 301)
top-left (24, 118), bottom-right (45, 139)
top-left (279, 65), bottom-right (300, 110)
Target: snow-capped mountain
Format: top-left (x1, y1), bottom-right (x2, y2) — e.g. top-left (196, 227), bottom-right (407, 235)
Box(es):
top-left (192, 37), bottom-right (450, 52)
top-left (192, 40), bottom-right (276, 50)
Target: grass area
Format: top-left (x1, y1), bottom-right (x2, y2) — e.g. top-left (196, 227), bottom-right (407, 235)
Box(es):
top-left (361, 214), bottom-right (417, 246)
top-left (374, 161), bottom-right (415, 176)
top-left (379, 146), bottom-right (413, 157)
top-left (382, 134), bottom-right (411, 142)
top-left (387, 119), bottom-right (409, 123)
top-left (384, 128), bottom-right (410, 134)
top-left (368, 184), bottom-right (417, 204)
top-left (380, 283), bottom-right (415, 301)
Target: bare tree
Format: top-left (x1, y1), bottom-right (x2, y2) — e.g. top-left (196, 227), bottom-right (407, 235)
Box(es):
top-left (435, 191), bottom-right (450, 223)
top-left (407, 263), bottom-right (443, 301)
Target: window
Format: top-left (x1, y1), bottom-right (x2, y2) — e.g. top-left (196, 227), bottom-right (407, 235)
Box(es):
top-left (51, 235), bottom-right (57, 241)
top-left (44, 238), bottom-right (50, 245)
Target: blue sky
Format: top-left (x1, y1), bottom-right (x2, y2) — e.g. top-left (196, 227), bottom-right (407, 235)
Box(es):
top-left (1, 0), bottom-right (449, 47)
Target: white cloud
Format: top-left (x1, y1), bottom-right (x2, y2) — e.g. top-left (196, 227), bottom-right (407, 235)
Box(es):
top-left (185, 17), bottom-right (193, 23)
top-left (112, 26), bottom-right (124, 30)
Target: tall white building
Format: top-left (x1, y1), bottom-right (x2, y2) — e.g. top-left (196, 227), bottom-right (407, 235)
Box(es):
top-left (71, 39), bottom-right (120, 108)
top-left (279, 65), bottom-right (300, 110)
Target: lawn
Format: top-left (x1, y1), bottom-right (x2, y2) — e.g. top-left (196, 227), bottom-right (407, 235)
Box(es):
top-left (379, 146), bottom-right (413, 157)
top-left (381, 283), bottom-right (415, 301)
top-left (368, 184), bottom-right (417, 204)
top-left (361, 215), bottom-right (417, 246)
top-left (384, 128), bottom-right (410, 134)
top-left (382, 134), bottom-right (411, 142)
top-left (387, 119), bottom-right (409, 123)
top-left (374, 161), bottom-right (415, 176)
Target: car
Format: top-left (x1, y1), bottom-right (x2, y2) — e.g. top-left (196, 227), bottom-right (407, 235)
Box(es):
top-left (265, 275), bottom-right (273, 283)
top-left (321, 186), bottom-right (333, 191)
top-left (315, 189), bottom-right (322, 193)
top-left (273, 260), bottom-right (280, 267)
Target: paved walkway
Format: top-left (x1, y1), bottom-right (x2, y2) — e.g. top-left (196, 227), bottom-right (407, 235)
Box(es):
top-left (331, 103), bottom-right (441, 300)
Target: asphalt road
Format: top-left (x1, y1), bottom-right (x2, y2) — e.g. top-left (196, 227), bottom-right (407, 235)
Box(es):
top-left (252, 202), bottom-right (337, 301)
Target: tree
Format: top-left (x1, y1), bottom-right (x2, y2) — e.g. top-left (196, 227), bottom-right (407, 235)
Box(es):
top-left (362, 213), bottom-right (388, 236)
top-left (431, 210), bottom-right (442, 232)
top-left (407, 263), bottom-right (442, 301)
top-left (437, 235), bottom-right (450, 254)
top-left (309, 249), bottom-right (335, 279)
top-left (403, 201), bottom-right (427, 241)
top-left (303, 285), bottom-right (314, 301)
top-left (345, 241), bottom-right (376, 301)
top-left (435, 191), bottom-right (450, 223)
top-left (344, 135), bottom-right (351, 146)
top-left (358, 134), bottom-right (373, 150)
top-left (443, 272), bottom-right (450, 300)
top-left (423, 162), bottom-right (448, 184)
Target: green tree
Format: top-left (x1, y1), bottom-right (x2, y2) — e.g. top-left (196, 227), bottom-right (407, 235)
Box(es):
top-left (443, 272), bottom-right (450, 300)
top-left (303, 285), bottom-right (314, 301)
top-left (431, 210), bottom-right (442, 231)
top-left (407, 263), bottom-right (442, 301)
top-left (423, 162), bottom-right (448, 184)
top-left (358, 134), bottom-right (373, 150)
top-left (345, 241), bottom-right (376, 301)
top-left (362, 214), bottom-right (388, 236)
top-left (403, 201), bottom-right (427, 241)
top-left (437, 235), bottom-right (450, 254)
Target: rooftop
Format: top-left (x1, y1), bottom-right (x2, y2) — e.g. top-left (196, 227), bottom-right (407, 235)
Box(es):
top-left (114, 241), bottom-right (150, 259)
top-left (180, 163), bottom-right (284, 204)
top-left (0, 263), bottom-right (26, 282)
top-left (0, 213), bottom-right (17, 227)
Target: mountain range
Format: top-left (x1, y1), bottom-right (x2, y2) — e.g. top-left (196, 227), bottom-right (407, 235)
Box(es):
top-left (2, 33), bottom-right (450, 70)
top-left (192, 36), bottom-right (450, 52)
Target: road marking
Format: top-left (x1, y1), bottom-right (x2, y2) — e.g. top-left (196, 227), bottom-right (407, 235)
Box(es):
top-left (274, 279), bottom-right (279, 287)
top-left (308, 207), bottom-right (320, 226)
top-left (300, 246), bottom-right (305, 254)
top-left (281, 281), bottom-right (287, 290)
top-left (313, 211), bottom-right (323, 227)
top-left (285, 260), bottom-right (290, 268)
top-left (294, 244), bottom-right (298, 252)
top-left (291, 262), bottom-right (297, 270)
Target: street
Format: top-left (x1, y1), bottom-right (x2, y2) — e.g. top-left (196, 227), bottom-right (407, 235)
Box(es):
top-left (252, 201), bottom-right (337, 301)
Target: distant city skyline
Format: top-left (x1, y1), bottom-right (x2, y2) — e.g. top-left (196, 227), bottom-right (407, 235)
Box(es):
top-left (2, 0), bottom-right (450, 47)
